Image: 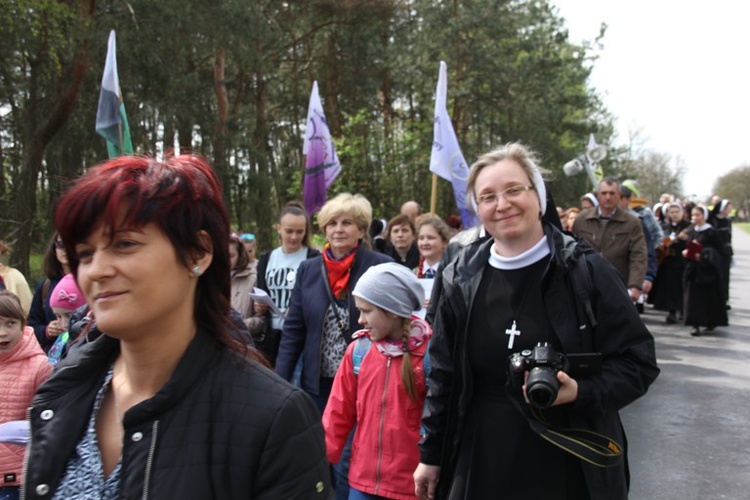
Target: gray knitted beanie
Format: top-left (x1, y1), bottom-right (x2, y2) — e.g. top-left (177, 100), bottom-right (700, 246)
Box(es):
top-left (353, 262), bottom-right (424, 318)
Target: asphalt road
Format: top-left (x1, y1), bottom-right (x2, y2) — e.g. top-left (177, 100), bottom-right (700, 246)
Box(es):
top-left (622, 224), bottom-right (750, 499)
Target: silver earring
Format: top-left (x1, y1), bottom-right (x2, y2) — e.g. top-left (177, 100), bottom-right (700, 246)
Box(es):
top-left (191, 266), bottom-right (202, 277)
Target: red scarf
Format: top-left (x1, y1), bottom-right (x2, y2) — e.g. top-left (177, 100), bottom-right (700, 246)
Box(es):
top-left (416, 256), bottom-right (426, 279)
top-left (323, 243), bottom-right (357, 299)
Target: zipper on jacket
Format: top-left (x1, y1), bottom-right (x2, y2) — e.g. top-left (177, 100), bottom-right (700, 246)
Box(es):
top-left (20, 405), bottom-right (32, 499)
top-left (374, 357), bottom-right (391, 495)
top-left (141, 420), bottom-right (159, 500)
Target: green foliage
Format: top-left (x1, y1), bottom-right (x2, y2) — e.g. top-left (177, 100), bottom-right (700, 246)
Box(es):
top-left (310, 233), bottom-right (327, 251)
top-left (713, 165), bottom-right (750, 216)
top-left (3, 0), bottom-right (635, 269)
top-left (28, 251), bottom-right (44, 285)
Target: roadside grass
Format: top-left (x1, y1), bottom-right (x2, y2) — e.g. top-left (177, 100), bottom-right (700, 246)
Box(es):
top-left (737, 222), bottom-right (750, 235)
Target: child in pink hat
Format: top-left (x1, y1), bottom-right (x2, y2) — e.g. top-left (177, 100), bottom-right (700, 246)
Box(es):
top-left (47, 274), bottom-right (87, 364)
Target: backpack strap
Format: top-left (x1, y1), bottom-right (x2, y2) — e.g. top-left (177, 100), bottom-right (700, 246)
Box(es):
top-left (352, 335), bottom-right (431, 377)
top-left (570, 251), bottom-right (597, 328)
top-left (565, 241), bottom-right (597, 352)
top-left (352, 335), bottom-right (372, 375)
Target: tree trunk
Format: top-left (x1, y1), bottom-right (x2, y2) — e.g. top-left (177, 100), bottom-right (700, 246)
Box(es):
top-left (213, 47), bottom-right (231, 210)
top-left (251, 60), bottom-right (274, 248)
top-left (10, 0), bottom-right (95, 275)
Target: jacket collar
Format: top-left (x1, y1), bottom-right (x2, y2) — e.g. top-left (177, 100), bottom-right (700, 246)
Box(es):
top-left (0, 327), bottom-right (44, 363)
top-left (40, 329), bottom-right (224, 425)
top-left (125, 330), bottom-right (223, 425)
top-left (589, 206), bottom-right (626, 221)
top-left (232, 265), bottom-right (256, 279)
top-left (544, 222), bottom-right (577, 269)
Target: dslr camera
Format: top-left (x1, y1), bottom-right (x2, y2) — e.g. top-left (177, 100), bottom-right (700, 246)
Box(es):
top-left (508, 342), bottom-right (569, 409)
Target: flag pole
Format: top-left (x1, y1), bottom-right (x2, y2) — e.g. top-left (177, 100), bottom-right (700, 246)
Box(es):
top-left (118, 120), bottom-right (124, 155)
top-left (430, 173), bottom-right (438, 216)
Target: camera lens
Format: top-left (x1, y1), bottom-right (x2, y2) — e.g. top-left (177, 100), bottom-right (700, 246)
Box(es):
top-left (526, 367), bottom-right (559, 409)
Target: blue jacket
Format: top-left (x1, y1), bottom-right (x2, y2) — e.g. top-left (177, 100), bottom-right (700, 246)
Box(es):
top-left (275, 245), bottom-right (392, 394)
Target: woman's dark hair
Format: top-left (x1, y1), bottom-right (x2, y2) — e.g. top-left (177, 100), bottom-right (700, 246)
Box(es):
top-left (278, 201), bottom-right (312, 248)
top-left (54, 154), bottom-right (262, 361)
top-left (386, 214), bottom-right (416, 242)
top-left (230, 234), bottom-right (250, 271)
top-left (42, 232), bottom-right (66, 280)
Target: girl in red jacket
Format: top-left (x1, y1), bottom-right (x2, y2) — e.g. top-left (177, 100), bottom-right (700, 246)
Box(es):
top-left (0, 291), bottom-right (53, 499)
top-left (323, 262), bottom-right (432, 500)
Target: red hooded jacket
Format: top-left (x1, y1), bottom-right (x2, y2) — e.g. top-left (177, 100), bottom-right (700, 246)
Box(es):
top-left (324, 318), bottom-right (431, 499)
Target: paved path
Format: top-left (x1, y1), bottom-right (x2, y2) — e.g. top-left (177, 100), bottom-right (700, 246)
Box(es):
top-left (622, 224), bottom-right (750, 499)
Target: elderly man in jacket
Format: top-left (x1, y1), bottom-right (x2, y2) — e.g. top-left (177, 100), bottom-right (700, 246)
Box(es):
top-left (573, 177), bottom-right (648, 301)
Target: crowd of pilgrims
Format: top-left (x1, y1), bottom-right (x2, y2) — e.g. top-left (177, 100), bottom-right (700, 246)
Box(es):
top-left (558, 192), bottom-right (733, 336)
top-left (1, 191), bottom-right (462, 499)
top-left (0, 146), bottom-right (731, 499)
top-left (4, 192), bottom-right (726, 359)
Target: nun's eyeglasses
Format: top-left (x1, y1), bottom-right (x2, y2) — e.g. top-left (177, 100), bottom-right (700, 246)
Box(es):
top-left (476, 185), bottom-right (534, 207)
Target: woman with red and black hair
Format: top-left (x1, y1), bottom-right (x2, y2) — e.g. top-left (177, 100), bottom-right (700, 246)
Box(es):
top-left (23, 155), bottom-right (331, 499)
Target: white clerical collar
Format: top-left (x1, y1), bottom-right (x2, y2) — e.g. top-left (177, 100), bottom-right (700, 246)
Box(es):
top-left (422, 260), bottom-right (439, 273)
top-left (489, 236), bottom-right (550, 270)
top-left (694, 223), bottom-right (712, 232)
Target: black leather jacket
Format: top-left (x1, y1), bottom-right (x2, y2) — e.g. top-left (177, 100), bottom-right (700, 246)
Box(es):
top-left (23, 331), bottom-right (332, 499)
top-left (419, 223), bottom-right (659, 500)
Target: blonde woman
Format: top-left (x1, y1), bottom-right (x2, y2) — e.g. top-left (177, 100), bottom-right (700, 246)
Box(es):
top-left (276, 193), bottom-right (392, 498)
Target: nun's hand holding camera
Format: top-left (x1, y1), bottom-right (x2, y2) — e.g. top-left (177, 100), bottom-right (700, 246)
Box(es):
top-left (520, 369), bottom-right (579, 408)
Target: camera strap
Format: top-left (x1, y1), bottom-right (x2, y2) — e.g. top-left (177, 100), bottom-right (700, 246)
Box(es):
top-left (505, 385), bottom-right (623, 468)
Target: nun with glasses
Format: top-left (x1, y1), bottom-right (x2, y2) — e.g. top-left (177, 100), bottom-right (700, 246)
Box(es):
top-left (414, 143), bottom-right (658, 500)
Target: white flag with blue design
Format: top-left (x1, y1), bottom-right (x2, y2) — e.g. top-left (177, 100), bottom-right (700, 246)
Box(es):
top-left (430, 61), bottom-right (478, 228)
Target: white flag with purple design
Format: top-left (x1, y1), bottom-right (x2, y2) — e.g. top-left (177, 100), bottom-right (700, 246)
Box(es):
top-left (303, 81), bottom-right (341, 216)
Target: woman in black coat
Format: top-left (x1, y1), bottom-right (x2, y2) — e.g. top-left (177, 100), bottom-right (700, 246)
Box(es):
top-left (682, 205), bottom-right (728, 336)
top-left (708, 199), bottom-right (733, 307)
top-left (414, 143), bottom-right (658, 500)
top-left (650, 202), bottom-right (690, 323)
top-left (25, 155), bottom-right (331, 499)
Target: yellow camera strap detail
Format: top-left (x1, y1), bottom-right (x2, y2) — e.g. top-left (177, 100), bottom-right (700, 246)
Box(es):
top-left (507, 388), bottom-right (624, 468)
